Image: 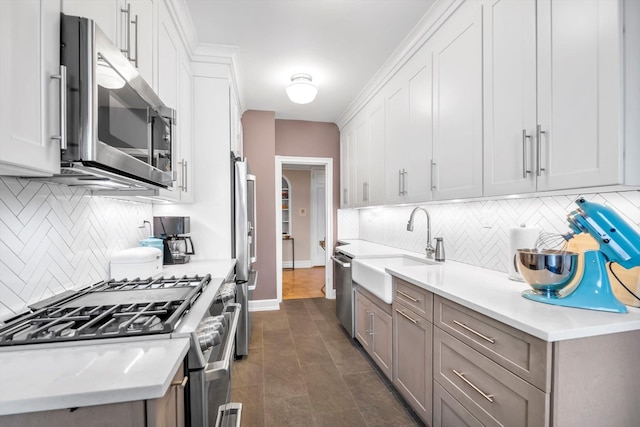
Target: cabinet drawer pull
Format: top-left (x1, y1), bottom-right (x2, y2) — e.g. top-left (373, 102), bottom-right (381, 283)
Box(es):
top-left (396, 290), bottom-right (419, 303)
top-left (453, 369), bottom-right (494, 403)
top-left (171, 376), bottom-right (188, 388)
top-left (396, 309), bottom-right (419, 324)
top-left (452, 320), bottom-right (495, 344)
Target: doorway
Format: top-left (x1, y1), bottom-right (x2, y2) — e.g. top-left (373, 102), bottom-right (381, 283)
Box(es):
top-left (275, 156), bottom-right (334, 302)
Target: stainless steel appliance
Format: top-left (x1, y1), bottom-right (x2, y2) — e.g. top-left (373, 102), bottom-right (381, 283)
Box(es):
top-left (333, 246), bottom-right (354, 338)
top-left (154, 216), bottom-right (195, 264)
top-left (55, 14), bottom-right (175, 193)
top-left (231, 153), bottom-right (258, 357)
top-left (0, 275), bottom-right (242, 427)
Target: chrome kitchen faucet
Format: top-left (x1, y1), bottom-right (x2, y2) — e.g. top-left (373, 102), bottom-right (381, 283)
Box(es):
top-left (407, 206), bottom-right (435, 259)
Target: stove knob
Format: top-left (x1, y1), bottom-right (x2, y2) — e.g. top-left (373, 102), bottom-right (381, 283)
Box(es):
top-left (196, 329), bottom-right (221, 352)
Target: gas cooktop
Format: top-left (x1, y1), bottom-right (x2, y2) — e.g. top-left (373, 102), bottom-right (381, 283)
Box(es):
top-left (0, 275), bottom-right (211, 347)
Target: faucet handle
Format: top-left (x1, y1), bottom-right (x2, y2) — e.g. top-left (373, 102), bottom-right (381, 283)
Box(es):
top-left (425, 243), bottom-right (435, 259)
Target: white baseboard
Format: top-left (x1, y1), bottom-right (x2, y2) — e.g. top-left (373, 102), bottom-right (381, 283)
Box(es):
top-left (249, 299), bottom-right (280, 311)
top-left (282, 260), bottom-right (313, 269)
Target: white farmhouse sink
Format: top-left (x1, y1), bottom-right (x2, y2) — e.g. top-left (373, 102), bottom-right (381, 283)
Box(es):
top-left (352, 256), bottom-right (440, 304)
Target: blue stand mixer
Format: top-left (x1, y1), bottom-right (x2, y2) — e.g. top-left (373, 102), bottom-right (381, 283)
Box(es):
top-left (519, 198), bottom-right (640, 314)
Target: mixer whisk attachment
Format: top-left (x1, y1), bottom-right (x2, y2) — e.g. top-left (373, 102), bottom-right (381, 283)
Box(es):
top-left (535, 231), bottom-right (573, 251)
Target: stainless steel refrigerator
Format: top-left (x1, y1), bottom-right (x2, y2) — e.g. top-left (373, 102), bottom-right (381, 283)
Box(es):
top-left (231, 153), bottom-right (257, 357)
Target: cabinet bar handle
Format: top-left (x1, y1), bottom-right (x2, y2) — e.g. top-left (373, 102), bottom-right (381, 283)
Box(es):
top-left (121, 4), bottom-right (131, 57)
top-left (130, 14), bottom-right (139, 67)
top-left (402, 169), bottom-right (408, 195)
top-left (50, 65), bottom-right (67, 150)
top-left (522, 129), bottom-right (531, 178)
top-left (343, 188), bottom-right (348, 205)
top-left (398, 169), bottom-right (402, 196)
top-left (536, 124), bottom-right (546, 176)
top-left (396, 309), bottom-right (419, 324)
top-left (368, 311), bottom-right (374, 336)
top-left (430, 160), bottom-right (437, 190)
top-left (171, 376), bottom-right (188, 388)
top-left (453, 320), bottom-right (495, 344)
top-left (396, 290), bottom-right (419, 303)
top-left (183, 160), bottom-right (188, 192)
top-left (453, 370), bottom-right (494, 403)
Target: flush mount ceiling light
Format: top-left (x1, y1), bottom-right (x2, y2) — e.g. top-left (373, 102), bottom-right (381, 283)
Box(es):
top-left (286, 73), bottom-right (318, 104)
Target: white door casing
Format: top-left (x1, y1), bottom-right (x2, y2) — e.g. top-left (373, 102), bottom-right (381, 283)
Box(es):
top-left (275, 156), bottom-right (334, 301)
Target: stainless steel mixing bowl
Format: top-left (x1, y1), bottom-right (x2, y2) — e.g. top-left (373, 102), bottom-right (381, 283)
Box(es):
top-left (516, 249), bottom-right (579, 296)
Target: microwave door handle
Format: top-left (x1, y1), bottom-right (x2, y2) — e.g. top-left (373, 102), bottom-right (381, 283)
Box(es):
top-left (204, 304), bottom-right (241, 382)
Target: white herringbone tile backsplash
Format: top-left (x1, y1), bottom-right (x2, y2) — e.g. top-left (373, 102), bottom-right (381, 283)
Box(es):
top-left (0, 177), bottom-right (153, 321)
top-left (342, 190), bottom-right (640, 273)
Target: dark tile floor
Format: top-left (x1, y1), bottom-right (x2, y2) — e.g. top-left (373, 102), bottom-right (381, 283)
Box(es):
top-left (231, 298), bottom-right (423, 427)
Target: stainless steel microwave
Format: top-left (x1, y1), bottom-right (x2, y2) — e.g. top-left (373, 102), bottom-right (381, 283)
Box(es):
top-left (56, 14), bottom-right (175, 191)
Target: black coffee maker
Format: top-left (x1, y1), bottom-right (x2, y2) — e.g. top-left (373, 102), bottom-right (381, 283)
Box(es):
top-left (153, 216), bottom-right (195, 264)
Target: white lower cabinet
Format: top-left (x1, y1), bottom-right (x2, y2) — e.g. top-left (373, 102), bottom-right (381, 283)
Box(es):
top-left (354, 286), bottom-right (393, 379)
top-left (0, 363), bottom-right (187, 427)
top-left (0, 0), bottom-right (61, 176)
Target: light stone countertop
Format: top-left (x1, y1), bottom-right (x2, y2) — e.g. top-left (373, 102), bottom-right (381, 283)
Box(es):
top-left (338, 240), bottom-right (640, 342)
top-left (0, 258), bottom-right (236, 416)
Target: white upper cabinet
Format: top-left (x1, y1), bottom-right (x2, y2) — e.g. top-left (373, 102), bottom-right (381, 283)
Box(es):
top-left (156, 1), bottom-right (180, 110)
top-left (0, 0), bottom-right (61, 176)
top-left (536, 0), bottom-right (621, 191)
top-left (63, 0), bottom-right (153, 83)
top-left (368, 96), bottom-right (386, 206)
top-left (484, 0), bottom-right (624, 195)
top-left (483, 0), bottom-right (538, 196)
top-left (340, 123), bottom-right (356, 208)
top-left (63, 0), bottom-right (122, 45)
top-left (156, 3), bottom-right (192, 202)
top-left (352, 94), bottom-right (385, 207)
top-left (353, 109), bottom-right (370, 207)
top-left (384, 46), bottom-right (433, 204)
top-left (126, 0), bottom-right (154, 84)
top-left (431, 1), bottom-right (483, 200)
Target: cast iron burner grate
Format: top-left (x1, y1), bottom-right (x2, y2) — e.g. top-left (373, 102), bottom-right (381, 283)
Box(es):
top-left (0, 275), bottom-right (211, 346)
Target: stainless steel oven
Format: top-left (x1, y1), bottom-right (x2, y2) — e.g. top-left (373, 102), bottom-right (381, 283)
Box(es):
top-left (178, 280), bottom-right (243, 427)
top-left (0, 274), bottom-right (243, 427)
top-left (187, 303), bottom-right (242, 427)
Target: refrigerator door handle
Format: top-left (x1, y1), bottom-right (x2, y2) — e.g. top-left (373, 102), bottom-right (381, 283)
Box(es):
top-left (247, 270), bottom-right (258, 291)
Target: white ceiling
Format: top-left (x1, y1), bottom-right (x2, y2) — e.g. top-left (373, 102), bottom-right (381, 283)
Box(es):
top-left (183, 0), bottom-right (436, 124)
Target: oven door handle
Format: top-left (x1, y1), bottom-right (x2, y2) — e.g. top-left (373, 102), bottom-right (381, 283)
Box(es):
top-left (204, 303), bottom-right (241, 382)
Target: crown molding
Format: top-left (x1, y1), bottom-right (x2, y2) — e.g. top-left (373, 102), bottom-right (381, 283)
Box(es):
top-left (335, 0), bottom-right (464, 130)
top-left (168, 0), bottom-right (244, 113)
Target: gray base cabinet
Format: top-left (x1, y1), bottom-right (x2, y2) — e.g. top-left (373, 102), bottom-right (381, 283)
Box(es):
top-left (0, 363), bottom-right (187, 427)
top-left (431, 295), bottom-right (640, 427)
top-left (354, 286), bottom-right (393, 379)
top-left (433, 381), bottom-right (483, 427)
top-left (392, 278), bottom-right (434, 425)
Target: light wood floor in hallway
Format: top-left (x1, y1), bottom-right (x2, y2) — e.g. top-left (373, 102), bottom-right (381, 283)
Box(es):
top-left (283, 267), bottom-right (326, 300)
